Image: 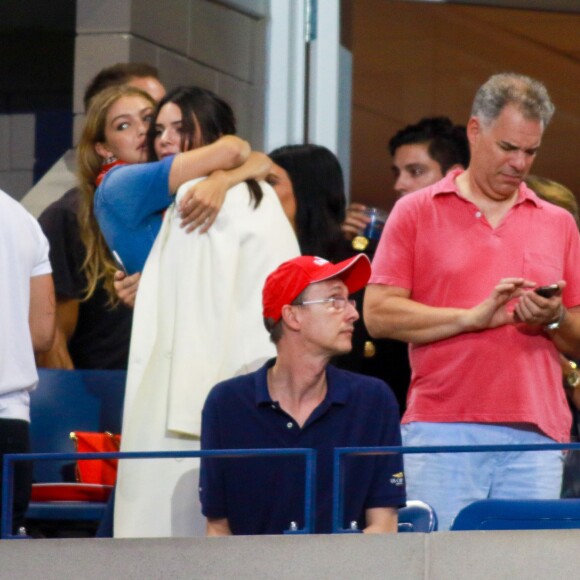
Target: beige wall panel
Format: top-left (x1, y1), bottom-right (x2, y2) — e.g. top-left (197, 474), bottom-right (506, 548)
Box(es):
top-left (216, 74), bottom-right (255, 146)
top-left (9, 114), bottom-right (35, 169)
top-left (189, 0), bottom-right (254, 83)
top-left (76, 0), bottom-right (131, 33)
top-left (158, 50), bottom-right (219, 94)
top-left (127, 36), bottom-right (161, 70)
top-left (350, 0), bottom-right (580, 203)
top-left (74, 34), bottom-right (131, 113)
top-left (131, 0), bottom-right (190, 54)
top-left (0, 170), bottom-right (34, 200)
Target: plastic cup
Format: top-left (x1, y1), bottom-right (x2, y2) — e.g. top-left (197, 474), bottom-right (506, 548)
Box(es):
top-left (361, 207), bottom-right (388, 241)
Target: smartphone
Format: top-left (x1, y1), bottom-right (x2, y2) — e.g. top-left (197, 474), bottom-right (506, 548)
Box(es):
top-left (112, 250), bottom-right (128, 275)
top-left (535, 284), bottom-right (559, 298)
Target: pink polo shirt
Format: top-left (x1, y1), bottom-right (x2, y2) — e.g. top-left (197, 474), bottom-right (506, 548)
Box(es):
top-left (370, 170), bottom-right (580, 442)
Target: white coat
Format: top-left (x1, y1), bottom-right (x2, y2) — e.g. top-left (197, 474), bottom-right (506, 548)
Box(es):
top-left (114, 180), bottom-right (300, 537)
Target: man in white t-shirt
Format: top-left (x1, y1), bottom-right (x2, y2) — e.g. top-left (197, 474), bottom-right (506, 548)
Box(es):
top-left (0, 189), bottom-right (55, 534)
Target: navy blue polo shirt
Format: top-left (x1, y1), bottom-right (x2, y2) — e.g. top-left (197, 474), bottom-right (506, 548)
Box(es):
top-left (200, 359), bottom-right (406, 535)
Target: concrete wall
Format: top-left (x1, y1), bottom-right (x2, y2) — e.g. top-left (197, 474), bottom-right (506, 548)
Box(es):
top-left (0, 114), bottom-right (35, 199)
top-left (74, 0), bottom-right (268, 148)
top-left (1, 531), bottom-right (580, 579)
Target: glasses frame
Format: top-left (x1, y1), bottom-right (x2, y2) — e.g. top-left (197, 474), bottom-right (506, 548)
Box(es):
top-left (293, 297), bottom-right (356, 312)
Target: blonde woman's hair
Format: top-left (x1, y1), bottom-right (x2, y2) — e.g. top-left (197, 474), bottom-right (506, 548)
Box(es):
top-left (525, 174), bottom-right (579, 230)
top-left (77, 85), bottom-right (155, 303)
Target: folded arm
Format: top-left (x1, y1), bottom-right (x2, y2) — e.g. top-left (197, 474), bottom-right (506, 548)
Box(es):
top-left (178, 152), bottom-right (272, 233)
top-left (364, 278), bottom-right (533, 345)
top-left (168, 135), bottom-right (250, 193)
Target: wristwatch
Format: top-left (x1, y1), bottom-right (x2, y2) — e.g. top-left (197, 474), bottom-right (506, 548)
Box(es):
top-left (566, 361), bottom-right (580, 388)
top-left (544, 306), bottom-right (566, 331)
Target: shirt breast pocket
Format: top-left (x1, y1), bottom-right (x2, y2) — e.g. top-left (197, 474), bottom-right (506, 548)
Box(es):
top-left (522, 251), bottom-right (563, 286)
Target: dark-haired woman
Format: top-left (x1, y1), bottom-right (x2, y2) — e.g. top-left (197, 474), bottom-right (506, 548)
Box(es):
top-left (268, 144), bottom-right (350, 261)
top-left (89, 86), bottom-right (299, 537)
top-left (268, 144), bottom-right (410, 412)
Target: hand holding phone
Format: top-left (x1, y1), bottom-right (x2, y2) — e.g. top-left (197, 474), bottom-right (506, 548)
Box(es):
top-left (534, 284), bottom-right (560, 298)
top-left (112, 250), bottom-right (128, 275)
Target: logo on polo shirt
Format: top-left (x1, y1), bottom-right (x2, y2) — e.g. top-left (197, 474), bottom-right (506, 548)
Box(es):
top-left (390, 471), bottom-right (405, 486)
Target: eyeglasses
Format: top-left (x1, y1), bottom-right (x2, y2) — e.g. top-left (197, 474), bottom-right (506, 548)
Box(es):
top-left (293, 297), bottom-right (356, 312)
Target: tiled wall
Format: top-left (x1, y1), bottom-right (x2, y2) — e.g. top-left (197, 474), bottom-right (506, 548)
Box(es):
top-left (0, 114), bottom-right (35, 200)
top-left (73, 0), bottom-right (268, 148)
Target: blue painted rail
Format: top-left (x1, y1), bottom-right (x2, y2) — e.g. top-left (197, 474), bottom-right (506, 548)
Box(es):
top-left (332, 442), bottom-right (580, 533)
top-left (1, 448), bottom-right (317, 539)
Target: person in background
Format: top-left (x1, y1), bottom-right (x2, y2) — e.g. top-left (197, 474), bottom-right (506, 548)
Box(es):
top-left (82, 62), bottom-right (165, 110)
top-left (525, 174), bottom-right (580, 498)
top-left (365, 72), bottom-right (580, 531)
top-left (0, 189), bottom-right (55, 534)
top-left (37, 62), bottom-right (166, 370)
top-left (525, 174), bottom-right (579, 227)
top-left (89, 85), bottom-right (299, 537)
top-left (268, 144), bottom-right (349, 261)
top-left (342, 116), bottom-right (470, 240)
top-left (200, 255), bottom-right (405, 535)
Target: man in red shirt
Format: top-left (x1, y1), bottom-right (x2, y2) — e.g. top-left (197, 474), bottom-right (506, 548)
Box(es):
top-left (365, 73), bottom-right (580, 530)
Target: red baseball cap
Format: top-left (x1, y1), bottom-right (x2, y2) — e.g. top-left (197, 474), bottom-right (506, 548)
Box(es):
top-left (262, 254), bottom-right (372, 323)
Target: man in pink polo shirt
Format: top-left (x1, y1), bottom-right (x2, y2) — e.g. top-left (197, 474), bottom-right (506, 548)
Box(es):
top-left (364, 72), bottom-right (580, 530)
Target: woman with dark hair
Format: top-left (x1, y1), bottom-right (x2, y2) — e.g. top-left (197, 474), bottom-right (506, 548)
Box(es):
top-left (268, 144), bottom-right (349, 261)
top-left (267, 144), bottom-right (410, 414)
top-left (90, 85), bottom-right (299, 538)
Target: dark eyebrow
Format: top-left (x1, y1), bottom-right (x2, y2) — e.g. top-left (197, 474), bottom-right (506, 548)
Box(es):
top-left (155, 120), bottom-right (182, 129)
top-left (498, 141), bottom-right (518, 150)
top-left (498, 140), bottom-right (540, 154)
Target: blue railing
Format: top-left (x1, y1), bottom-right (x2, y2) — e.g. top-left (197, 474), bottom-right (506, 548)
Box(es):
top-left (1, 448), bottom-right (317, 539)
top-left (5, 442), bottom-right (580, 538)
top-left (332, 442), bottom-right (580, 533)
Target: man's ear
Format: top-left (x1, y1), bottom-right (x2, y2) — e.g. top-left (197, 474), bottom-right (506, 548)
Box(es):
top-left (280, 304), bottom-right (301, 332)
top-left (95, 141), bottom-right (113, 161)
top-left (466, 116), bottom-right (480, 148)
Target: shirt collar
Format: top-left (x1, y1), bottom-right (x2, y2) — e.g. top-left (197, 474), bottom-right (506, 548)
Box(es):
top-left (255, 359), bottom-right (349, 407)
top-left (430, 168), bottom-right (541, 208)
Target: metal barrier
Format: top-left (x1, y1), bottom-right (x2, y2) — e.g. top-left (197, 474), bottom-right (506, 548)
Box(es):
top-left (6, 442), bottom-right (580, 537)
top-left (332, 442), bottom-right (580, 533)
top-left (1, 448), bottom-right (317, 539)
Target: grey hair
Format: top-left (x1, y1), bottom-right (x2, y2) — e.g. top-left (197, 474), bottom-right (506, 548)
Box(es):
top-left (471, 73), bottom-right (555, 128)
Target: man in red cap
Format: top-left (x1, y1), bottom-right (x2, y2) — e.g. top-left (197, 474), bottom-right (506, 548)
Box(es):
top-left (199, 255), bottom-right (406, 536)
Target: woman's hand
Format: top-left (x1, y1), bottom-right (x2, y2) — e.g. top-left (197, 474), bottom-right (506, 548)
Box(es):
top-left (114, 270), bottom-right (141, 309)
top-left (341, 202), bottom-right (370, 241)
top-left (178, 171), bottom-right (229, 233)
